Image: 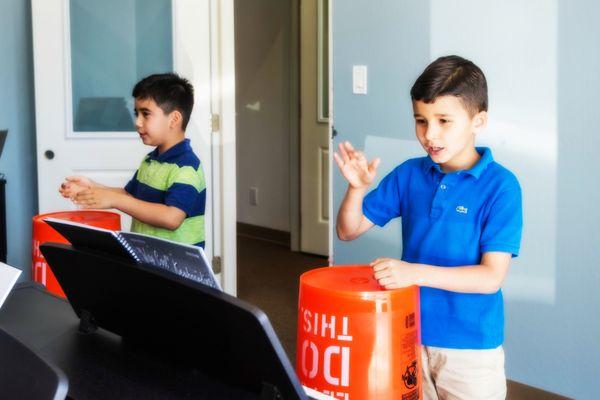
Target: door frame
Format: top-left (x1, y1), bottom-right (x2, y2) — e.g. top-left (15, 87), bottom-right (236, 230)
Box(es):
top-left (326, 0), bottom-right (333, 263)
top-left (290, 0), bottom-right (301, 252)
top-left (296, 0), bottom-right (333, 257)
top-left (209, 0), bottom-right (237, 295)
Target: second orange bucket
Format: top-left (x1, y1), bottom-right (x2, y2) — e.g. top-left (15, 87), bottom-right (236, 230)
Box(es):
top-left (297, 265), bottom-right (421, 400)
top-left (32, 210), bottom-right (121, 298)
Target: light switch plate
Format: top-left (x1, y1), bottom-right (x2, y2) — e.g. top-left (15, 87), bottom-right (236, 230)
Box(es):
top-left (353, 65), bottom-right (367, 94)
top-left (249, 186), bottom-right (259, 206)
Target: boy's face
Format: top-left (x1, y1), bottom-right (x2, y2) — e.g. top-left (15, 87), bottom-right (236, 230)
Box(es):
top-left (134, 98), bottom-right (178, 149)
top-left (413, 95), bottom-right (487, 171)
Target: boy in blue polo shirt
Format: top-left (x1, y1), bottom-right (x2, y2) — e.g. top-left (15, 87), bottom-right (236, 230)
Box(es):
top-left (59, 73), bottom-right (206, 247)
top-left (335, 55), bottom-right (522, 399)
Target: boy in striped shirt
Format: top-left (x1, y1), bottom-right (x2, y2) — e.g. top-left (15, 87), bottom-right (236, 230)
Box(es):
top-left (59, 73), bottom-right (206, 247)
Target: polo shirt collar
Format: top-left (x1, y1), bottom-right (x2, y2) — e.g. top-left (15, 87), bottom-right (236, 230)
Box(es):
top-left (146, 139), bottom-right (191, 163)
top-left (467, 147), bottom-right (493, 178)
top-left (422, 147), bottom-right (493, 179)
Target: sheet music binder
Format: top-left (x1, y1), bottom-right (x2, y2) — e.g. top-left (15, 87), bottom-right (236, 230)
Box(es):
top-left (44, 217), bottom-right (220, 290)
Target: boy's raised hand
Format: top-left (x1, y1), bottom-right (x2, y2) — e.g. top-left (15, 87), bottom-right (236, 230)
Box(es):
top-left (333, 141), bottom-right (380, 189)
top-left (58, 176), bottom-right (94, 200)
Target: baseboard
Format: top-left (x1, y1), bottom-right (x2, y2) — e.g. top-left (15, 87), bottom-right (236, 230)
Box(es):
top-left (237, 222), bottom-right (291, 247)
top-left (507, 380), bottom-right (573, 400)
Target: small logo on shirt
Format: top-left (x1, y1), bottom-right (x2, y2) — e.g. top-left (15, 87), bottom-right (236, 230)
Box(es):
top-left (456, 205), bottom-right (468, 214)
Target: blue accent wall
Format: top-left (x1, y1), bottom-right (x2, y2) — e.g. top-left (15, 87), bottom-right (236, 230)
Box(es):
top-left (332, 0), bottom-right (430, 264)
top-left (332, 1), bottom-right (599, 398)
top-left (0, 0), bottom-right (38, 279)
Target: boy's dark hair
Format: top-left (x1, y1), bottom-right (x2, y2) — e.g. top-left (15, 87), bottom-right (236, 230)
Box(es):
top-left (410, 55), bottom-right (488, 116)
top-left (132, 73), bottom-right (194, 130)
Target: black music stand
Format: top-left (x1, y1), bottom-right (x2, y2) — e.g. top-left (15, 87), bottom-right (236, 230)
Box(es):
top-left (0, 326), bottom-right (68, 400)
top-left (40, 243), bottom-right (309, 400)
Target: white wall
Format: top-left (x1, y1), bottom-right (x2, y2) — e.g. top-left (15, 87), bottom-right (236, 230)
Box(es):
top-left (235, 0), bottom-right (292, 232)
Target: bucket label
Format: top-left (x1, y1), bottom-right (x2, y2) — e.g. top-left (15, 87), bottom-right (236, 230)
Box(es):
top-left (402, 360), bottom-right (418, 389)
top-left (402, 389), bottom-right (419, 400)
top-left (32, 239), bottom-right (42, 258)
top-left (300, 307), bottom-right (352, 399)
top-left (299, 305), bottom-right (421, 400)
top-left (33, 261), bottom-right (47, 285)
top-left (32, 239), bottom-right (47, 285)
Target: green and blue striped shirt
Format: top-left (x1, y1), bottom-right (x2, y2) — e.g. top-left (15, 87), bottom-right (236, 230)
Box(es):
top-left (124, 139), bottom-right (206, 247)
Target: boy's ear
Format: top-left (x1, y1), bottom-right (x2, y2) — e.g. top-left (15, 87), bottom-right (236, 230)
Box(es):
top-left (169, 110), bottom-right (183, 130)
top-left (471, 110), bottom-right (488, 135)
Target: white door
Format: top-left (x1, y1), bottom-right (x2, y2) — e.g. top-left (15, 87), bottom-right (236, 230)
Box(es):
top-left (300, 0), bottom-right (331, 256)
top-left (32, 0), bottom-right (237, 294)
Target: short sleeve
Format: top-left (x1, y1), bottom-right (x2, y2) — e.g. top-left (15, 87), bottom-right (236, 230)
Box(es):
top-left (165, 166), bottom-right (206, 217)
top-left (480, 186), bottom-right (523, 257)
top-left (124, 171), bottom-right (138, 195)
top-left (362, 166), bottom-right (403, 227)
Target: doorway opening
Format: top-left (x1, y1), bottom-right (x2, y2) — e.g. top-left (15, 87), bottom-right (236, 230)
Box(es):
top-left (233, 0), bottom-right (331, 359)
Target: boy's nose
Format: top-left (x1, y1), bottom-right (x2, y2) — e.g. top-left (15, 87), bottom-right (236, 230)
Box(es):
top-left (424, 127), bottom-right (439, 141)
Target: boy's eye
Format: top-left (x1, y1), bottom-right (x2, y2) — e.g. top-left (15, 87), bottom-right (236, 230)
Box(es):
top-left (416, 119), bottom-right (427, 125)
top-left (440, 119), bottom-right (451, 124)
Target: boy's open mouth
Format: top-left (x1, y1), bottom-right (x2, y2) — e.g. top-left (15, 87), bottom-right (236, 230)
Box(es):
top-left (428, 146), bottom-right (445, 156)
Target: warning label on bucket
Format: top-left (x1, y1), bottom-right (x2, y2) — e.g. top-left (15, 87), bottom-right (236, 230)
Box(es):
top-left (402, 360), bottom-right (418, 389)
top-left (402, 329), bottom-right (418, 361)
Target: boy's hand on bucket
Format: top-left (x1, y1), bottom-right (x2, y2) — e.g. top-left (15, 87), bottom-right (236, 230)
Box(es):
top-left (371, 258), bottom-right (418, 289)
top-left (333, 141), bottom-right (380, 189)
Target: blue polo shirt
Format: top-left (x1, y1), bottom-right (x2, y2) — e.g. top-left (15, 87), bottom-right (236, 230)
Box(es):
top-left (363, 147), bottom-right (522, 349)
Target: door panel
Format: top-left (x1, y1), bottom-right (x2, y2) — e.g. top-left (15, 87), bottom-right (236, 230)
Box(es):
top-left (300, 0), bottom-right (330, 256)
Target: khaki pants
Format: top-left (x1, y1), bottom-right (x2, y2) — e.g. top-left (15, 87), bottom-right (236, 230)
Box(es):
top-left (421, 345), bottom-right (506, 400)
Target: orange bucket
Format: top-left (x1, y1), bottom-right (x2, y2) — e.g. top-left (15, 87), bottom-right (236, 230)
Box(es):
top-left (32, 210), bottom-right (121, 298)
top-left (297, 265), bottom-right (421, 400)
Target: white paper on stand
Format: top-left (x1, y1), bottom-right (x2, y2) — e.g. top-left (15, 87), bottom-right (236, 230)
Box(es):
top-left (0, 262), bottom-right (21, 308)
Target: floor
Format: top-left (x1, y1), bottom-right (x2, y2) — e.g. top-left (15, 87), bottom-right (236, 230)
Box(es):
top-left (237, 235), bottom-right (326, 364)
top-left (236, 235), bottom-right (570, 400)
